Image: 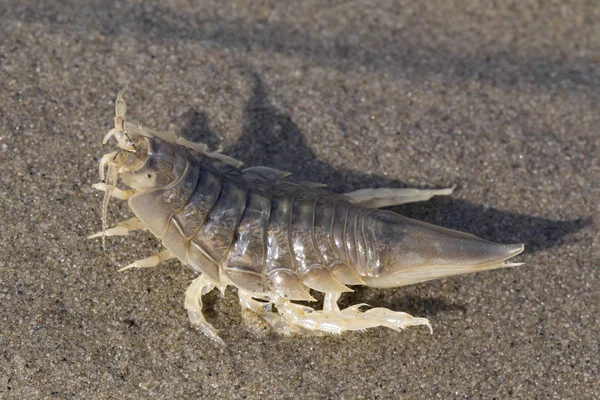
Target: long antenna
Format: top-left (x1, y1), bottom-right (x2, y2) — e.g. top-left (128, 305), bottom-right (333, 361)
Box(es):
top-left (114, 83), bottom-right (129, 132)
top-left (113, 84), bottom-right (137, 151)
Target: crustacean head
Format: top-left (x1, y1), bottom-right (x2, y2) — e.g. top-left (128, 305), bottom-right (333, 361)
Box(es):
top-left (99, 86), bottom-right (188, 192)
top-left (97, 86), bottom-right (188, 248)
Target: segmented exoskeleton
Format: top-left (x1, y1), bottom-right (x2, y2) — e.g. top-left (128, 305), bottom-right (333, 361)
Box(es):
top-left (90, 87), bottom-right (524, 344)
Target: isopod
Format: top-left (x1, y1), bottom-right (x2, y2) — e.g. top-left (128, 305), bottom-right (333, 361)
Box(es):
top-left (90, 87), bottom-right (524, 344)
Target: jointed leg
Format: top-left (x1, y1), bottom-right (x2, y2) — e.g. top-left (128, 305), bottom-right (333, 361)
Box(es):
top-left (118, 249), bottom-right (175, 272)
top-left (92, 182), bottom-right (135, 200)
top-left (88, 217), bottom-right (146, 239)
top-left (238, 291), bottom-right (296, 335)
top-left (276, 293), bottom-right (432, 335)
top-left (240, 294), bottom-right (288, 331)
top-left (345, 186), bottom-right (454, 209)
top-left (184, 275), bottom-right (224, 345)
top-left (324, 292), bottom-right (342, 312)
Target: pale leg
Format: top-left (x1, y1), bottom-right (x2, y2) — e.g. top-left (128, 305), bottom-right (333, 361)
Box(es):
top-left (344, 186), bottom-right (454, 208)
top-left (276, 294), bottom-right (432, 335)
top-left (184, 275), bottom-right (224, 345)
top-left (92, 182), bottom-right (135, 200)
top-left (118, 249), bottom-right (175, 272)
top-left (323, 292), bottom-right (342, 312)
top-left (88, 217), bottom-right (146, 239)
top-left (238, 291), bottom-right (295, 335)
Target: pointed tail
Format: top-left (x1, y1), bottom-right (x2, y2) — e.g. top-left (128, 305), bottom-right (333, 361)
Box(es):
top-left (362, 211), bottom-right (525, 288)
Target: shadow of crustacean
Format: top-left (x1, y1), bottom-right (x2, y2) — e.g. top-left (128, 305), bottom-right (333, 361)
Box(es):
top-left (171, 72), bottom-right (590, 319)
top-left (178, 109), bottom-right (223, 152)
top-left (182, 72), bottom-right (587, 255)
top-left (295, 286), bottom-right (467, 317)
top-left (339, 287), bottom-right (468, 317)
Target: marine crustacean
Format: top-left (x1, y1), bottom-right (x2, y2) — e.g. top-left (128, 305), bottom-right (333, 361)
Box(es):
top-left (90, 86), bottom-right (525, 344)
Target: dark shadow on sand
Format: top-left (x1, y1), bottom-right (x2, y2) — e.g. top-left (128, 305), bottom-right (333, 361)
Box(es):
top-left (182, 72), bottom-right (589, 255)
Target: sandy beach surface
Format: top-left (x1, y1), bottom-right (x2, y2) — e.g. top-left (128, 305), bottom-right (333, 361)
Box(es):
top-left (1, 1), bottom-right (598, 398)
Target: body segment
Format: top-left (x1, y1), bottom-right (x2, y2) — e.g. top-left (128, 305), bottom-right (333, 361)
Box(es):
top-left (91, 88), bottom-right (524, 343)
